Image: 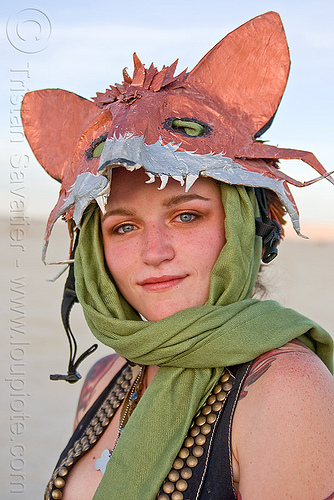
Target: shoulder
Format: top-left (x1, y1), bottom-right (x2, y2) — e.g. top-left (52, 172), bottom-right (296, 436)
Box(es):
top-left (239, 339), bottom-right (333, 401)
top-left (74, 353), bottom-right (126, 428)
top-left (232, 340), bottom-right (334, 498)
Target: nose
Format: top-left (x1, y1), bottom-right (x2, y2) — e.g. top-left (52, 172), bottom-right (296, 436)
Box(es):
top-left (142, 224), bottom-right (175, 266)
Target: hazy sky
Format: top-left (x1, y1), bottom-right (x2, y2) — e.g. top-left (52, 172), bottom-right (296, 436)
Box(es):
top-left (1, 0), bottom-right (333, 232)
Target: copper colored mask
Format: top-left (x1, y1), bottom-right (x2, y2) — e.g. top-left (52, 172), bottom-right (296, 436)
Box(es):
top-left (21, 11), bottom-right (334, 261)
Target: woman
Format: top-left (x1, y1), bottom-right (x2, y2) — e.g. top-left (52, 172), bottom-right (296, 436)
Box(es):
top-left (21, 12), bottom-right (334, 500)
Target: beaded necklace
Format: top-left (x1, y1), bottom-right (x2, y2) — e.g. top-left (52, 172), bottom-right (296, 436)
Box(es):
top-left (94, 364), bottom-right (146, 474)
top-left (45, 363), bottom-right (136, 500)
top-left (45, 364), bottom-right (235, 500)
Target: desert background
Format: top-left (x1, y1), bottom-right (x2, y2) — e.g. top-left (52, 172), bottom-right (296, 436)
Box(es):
top-left (1, 216), bottom-right (333, 498)
top-left (1, 1), bottom-right (334, 498)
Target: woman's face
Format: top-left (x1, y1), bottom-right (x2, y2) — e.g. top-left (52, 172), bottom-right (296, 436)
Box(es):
top-left (101, 168), bottom-right (225, 321)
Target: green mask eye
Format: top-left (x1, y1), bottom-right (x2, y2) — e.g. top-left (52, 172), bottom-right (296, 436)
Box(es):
top-left (172, 119), bottom-right (205, 137)
top-left (91, 139), bottom-right (106, 158)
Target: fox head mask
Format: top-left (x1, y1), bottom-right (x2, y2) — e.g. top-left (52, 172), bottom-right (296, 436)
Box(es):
top-left (21, 11), bottom-right (333, 260)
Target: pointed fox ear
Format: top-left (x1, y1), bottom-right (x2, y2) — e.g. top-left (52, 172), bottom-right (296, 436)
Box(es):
top-left (21, 89), bottom-right (101, 182)
top-left (186, 12), bottom-right (290, 137)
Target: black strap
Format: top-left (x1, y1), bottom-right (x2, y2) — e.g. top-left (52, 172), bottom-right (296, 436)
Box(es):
top-left (50, 231), bottom-right (98, 383)
top-left (53, 361), bottom-right (128, 469)
top-left (254, 188), bottom-right (282, 263)
top-left (196, 362), bottom-right (252, 500)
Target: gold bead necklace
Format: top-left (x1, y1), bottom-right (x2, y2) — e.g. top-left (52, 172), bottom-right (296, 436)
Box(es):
top-left (94, 364), bottom-right (146, 474)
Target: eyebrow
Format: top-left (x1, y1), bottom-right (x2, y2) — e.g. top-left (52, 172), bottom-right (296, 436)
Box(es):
top-left (162, 194), bottom-right (211, 207)
top-left (101, 208), bottom-right (136, 221)
top-left (102, 194), bottom-right (211, 221)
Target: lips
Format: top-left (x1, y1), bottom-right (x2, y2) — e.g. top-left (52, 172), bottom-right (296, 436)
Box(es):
top-left (138, 275), bottom-right (187, 291)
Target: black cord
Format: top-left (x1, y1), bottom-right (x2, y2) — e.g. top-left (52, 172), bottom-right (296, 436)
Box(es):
top-left (50, 232), bottom-right (98, 383)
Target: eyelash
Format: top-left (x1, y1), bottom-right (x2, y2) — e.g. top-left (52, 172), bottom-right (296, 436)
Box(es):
top-left (115, 223), bottom-right (137, 234)
top-left (112, 212), bottom-right (199, 235)
top-left (177, 212), bottom-right (197, 223)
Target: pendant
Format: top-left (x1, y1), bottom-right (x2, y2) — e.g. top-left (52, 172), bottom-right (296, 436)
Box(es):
top-left (94, 449), bottom-right (111, 475)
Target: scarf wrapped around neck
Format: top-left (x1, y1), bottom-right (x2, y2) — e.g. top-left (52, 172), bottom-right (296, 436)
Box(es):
top-left (74, 184), bottom-right (333, 500)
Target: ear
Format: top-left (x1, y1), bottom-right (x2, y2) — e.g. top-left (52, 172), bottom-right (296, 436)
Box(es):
top-left (186, 12), bottom-right (290, 137)
top-left (21, 89), bottom-right (101, 182)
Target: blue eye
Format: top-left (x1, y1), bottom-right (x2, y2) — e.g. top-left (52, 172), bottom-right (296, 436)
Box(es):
top-left (117, 224), bottom-right (136, 234)
top-left (179, 213), bottom-right (195, 222)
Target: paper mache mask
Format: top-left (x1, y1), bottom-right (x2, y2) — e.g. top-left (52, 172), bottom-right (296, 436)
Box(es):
top-left (21, 11), bottom-right (334, 263)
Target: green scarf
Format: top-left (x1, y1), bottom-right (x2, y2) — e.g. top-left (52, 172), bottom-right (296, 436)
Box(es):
top-left (74, 184), bottom-right (333, 500)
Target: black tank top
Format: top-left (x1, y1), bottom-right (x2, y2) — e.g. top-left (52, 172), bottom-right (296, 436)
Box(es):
top-left (45, 361), bottom-right (252, 500)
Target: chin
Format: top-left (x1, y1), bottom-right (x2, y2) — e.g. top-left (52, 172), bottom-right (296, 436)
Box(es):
top-left (140, 309), bottom-right (175, 322)
top-left (141, 299), bottom-right (200, 322)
